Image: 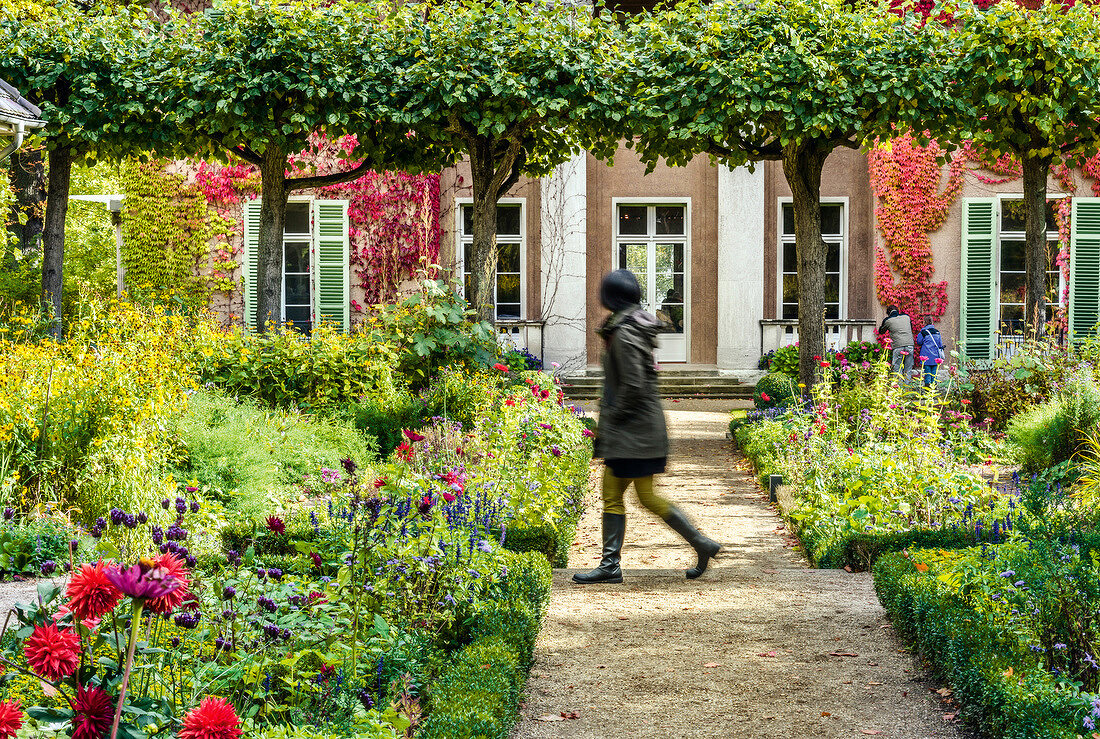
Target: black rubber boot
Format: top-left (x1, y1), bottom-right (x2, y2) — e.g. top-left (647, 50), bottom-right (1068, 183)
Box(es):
top-left (572, 513), bottom-right (625, 584)
top-left (663, 506), bottom-right (721, 579)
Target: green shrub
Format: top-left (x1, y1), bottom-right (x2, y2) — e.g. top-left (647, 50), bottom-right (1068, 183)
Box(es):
top-left (170, 390), bottom-right (372, 517)
top-left (1008, 371), bottom-right (1100, 472)
top-left (875, 548), bottom-right (1090, 738)
top-left (419, 550), bottom-right (551, 739)
top-left (0, 516), bottom-right (74, 576)
top-left (753, 372), bottom-right (799, 409)
top-left (769, 345), bottom-right (799, 376)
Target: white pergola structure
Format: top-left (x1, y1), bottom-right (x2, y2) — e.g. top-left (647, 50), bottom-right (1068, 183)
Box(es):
top-left (0, 78), bottom-right (44, 157)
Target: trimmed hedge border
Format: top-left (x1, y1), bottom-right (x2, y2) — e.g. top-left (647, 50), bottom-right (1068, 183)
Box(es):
top-left (874, 551), bottom-right (1082, 739)
top-left (419, 549), bottom-right (553, 739)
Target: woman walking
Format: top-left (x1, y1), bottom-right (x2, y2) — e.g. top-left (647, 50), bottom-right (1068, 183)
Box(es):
top-left (574, 269), bottom-right (721, 584)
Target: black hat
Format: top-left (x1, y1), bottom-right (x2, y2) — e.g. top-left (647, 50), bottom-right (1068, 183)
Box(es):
top-left (600, 269), bottom-right (642, 312)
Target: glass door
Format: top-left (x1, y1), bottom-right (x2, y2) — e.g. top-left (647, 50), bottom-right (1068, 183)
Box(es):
top-left (616, 203), bottom-right (688, 363)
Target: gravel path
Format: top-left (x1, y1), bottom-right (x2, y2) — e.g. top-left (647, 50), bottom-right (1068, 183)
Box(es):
top-left (0, 578), bottom-right (63, 631)
top-left (512, 400), bottom-right (976, 739)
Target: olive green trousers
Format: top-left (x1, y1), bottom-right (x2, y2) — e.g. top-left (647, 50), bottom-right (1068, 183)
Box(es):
top-left (601, 466), bottom-right (672, 519)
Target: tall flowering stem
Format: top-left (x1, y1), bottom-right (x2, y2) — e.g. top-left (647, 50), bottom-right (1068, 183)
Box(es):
top-left (108, 601), bottom-right (144, 739)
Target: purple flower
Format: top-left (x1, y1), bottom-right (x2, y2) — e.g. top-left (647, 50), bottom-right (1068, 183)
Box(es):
top-left (263, 623), bottom-right (281, 639)
top-left (151, 526), bottom-right (164, 545)
top-left (106, 559), bottom-right (181, 602)
top-left (227, 550), bottom-right (241, 567)
top-left (175, 497), bottom-right (186, 515)
top-left (2, 507), bottom-right (13, 520)
top-left (257, 596), bottom-right (276, 612)
top-left (189, 500), bottom-right (200, 514)
top-left (40, 560), bottom-right (56, 575)
top-left (136, 511), bottom-right (148, 524)
top-left (222, 586), bottom-right (236, 600)
top-left (110, 508), bottom-right (125, 525)
top-left (550, 445), bottom-right (562, 457)
top-left (999, 570), bottom-right (1015, 578)
top-left (174, 611), bottom-right (201, 629)
top-left (161, 499), bottom-right (170, 510)
top-left (267, 568), bottom-right (283, 582)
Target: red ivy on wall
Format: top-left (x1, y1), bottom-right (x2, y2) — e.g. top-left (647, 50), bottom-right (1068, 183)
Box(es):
top-left (180, 133), bottom-right (440, 313)
top-left (868, 133), bottom-right (964, 330)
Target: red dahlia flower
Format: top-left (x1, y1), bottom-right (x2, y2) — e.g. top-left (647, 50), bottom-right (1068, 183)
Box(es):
top-left (70, 684), bottom-right (114, 739)
top-left (0, 700), bottom-right (22, 739)
top-left (24, 622), bottom-right (80, 681)
top-left (179, 697), bottom-right (242, 739)
top-left (66, 560), bottom-right (122, 622)
top-left (265, 516), bottom-right (286, 536)
top-left (402, 429), bottom-right (425, 443)
top-left (145, 553), bottom-right (192, 615)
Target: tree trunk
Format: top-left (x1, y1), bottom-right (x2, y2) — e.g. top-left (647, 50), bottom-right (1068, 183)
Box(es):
top-left (467, 137), bottom-right (500, 324)
top-left (41, 146), bottom-right (72, 337)
top-left (255, 144), bottom-right (288, 332)
top-left (1021, 153), bottom-right (1050, 340)
top-left (782, 141), bottom-right (831, 389)
top-left (7, 146), bottom-right (46, 260)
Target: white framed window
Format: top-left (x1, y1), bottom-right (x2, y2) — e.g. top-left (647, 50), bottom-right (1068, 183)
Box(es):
top-left (283, 200), bottom-right (312, 333)
top-left (612, 201), bottom-right (688, 330)
top-left (997, 196), bottom-right (1065, 334)
top-left (777, 198), bottom-right (847, 320)
top-left (456, 199), bottom-right (525, 321)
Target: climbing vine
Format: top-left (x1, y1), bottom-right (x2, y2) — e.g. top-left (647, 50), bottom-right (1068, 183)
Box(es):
top-left (870, 135), bottom-right (1100, 335)
top-left (172, 133), bottom-right (440, 315)
top-left (868, 132), bottom-right (964, 328)
top-left (119, 160), bottom-right (237, 310)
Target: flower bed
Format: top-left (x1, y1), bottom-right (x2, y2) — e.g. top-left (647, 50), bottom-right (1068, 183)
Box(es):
top-left (0, 302), bottom-right (590, 737)
top-left (875, 539), bottom-right (1100, 738)
top-left (736, 362), bottom-right (1009, 569)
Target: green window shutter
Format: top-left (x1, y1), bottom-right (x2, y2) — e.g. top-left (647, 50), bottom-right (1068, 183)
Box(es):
top-left (959, 198), bottom-right (997, 361)
top-left (242, 199), bottom-right (262, 330)
top-left (312, 199), bottom-right (350, 333)
top-left (1070, 197), bottom-right (1100, 345)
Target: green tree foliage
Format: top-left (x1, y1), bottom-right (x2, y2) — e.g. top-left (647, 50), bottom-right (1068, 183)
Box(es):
top-left (950, 1), bottom-right (1100, 337)
top-left (166, 0), bottom-right (452, 330)
top-left (616, 0), bottom-right (956, 386)
top-left (393, 0), bottom-right (618, 322)
top-left (0, 2), bottom-right (172, 333)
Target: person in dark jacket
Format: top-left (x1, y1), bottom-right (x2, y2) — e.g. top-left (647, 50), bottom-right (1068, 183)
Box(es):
top-left (574, 269), bottom-right (721, 585)
top-left (879, 305), bottom-right (915, 379)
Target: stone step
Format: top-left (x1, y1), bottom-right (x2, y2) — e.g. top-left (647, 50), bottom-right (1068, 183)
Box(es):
top-left (563, 385), bottom-right (755, 400)
top-left (563, 378), bottom-right (747, 389)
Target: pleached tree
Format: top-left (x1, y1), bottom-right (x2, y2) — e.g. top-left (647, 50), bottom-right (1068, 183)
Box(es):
top-left (616, 0), bottom-right (958, 387)
top-left (0, 3), bottom-right (168, 333)
top-left (165, 0), bottom-right (455, 330)
top-left (950, 0), bottom-right (1100, 339)
top-left (392, 0), bottom-right (619, 323)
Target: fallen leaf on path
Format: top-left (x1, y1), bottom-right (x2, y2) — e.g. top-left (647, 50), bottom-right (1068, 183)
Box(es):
top-left (596, 664), bottom-right (606, 669)
top-left (1003, 667), bottom-right (1014, 678)
top-left (943, 713), bottom-right (957, 721)
top-left (821, 712), bottom-right (831, 717)
top-left (866, 682), bottom-right (882, 686)
top-left (703, 662), bottom-right (722, 668)
top-left (935, 688), bottom-right (953, 697)
top-left (560, 711), bottom-right (580, 720)
top-left (535, 715), bottom-right (564, 722)
top-left (860, 731), bottom-right (883, 736)
top-left (757, 651), bottom-right (777, 658)
top-left (844, 565), bottom-right (853, 573)
top-left (617, 616), bottom-right (628, 620)
top-left (762, 569), bottom-right (778, 574)
top-left (829, 652), bottom-right (859, 657)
